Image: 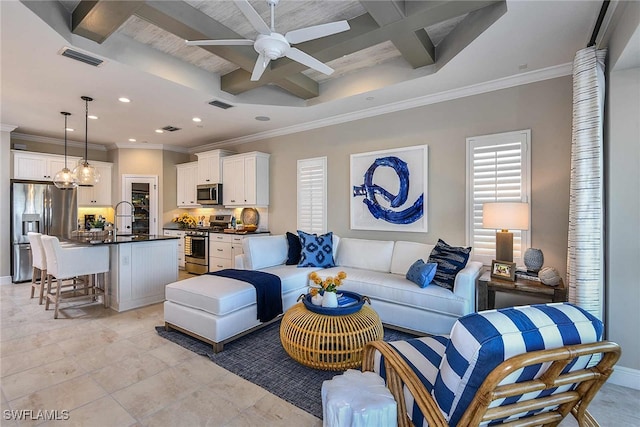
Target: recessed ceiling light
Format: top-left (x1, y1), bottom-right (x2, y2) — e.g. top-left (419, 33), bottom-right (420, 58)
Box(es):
top-left (155, 129), bottom-right (164, 133)
top-left (366, 96), bottom-right (375, 101)
top-left (192, 117), bottom-right (202, 122)
top-left (128, 138), bottom-right (136, 142)
top-left (65, 128), bottom-right (74, 131)
top-left (255, 116), bottom-right (270, 121)
top-left (118, 97), bottom-right (131, 103)
top-left (88, 115), bottom-right (98, 120)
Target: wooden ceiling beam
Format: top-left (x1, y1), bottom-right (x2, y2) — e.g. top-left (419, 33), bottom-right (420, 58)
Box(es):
top-left (136, 1), bottom-right (319, 98)
top-left (223, 1), bottom-right (502, 94)
top-left (360, 0), bottom-right (435, 68)
top-left (72, 0), bottom-right (142, 44)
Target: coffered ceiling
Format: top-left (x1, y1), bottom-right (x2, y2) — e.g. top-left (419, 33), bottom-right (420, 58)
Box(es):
top-left (1, 1), bottom-right (603, 152)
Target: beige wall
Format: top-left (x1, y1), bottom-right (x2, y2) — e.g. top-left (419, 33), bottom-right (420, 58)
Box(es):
top-left (1, 129), bottom-right (13, 283)
top-left (240, 76), bottom-right (573, 279)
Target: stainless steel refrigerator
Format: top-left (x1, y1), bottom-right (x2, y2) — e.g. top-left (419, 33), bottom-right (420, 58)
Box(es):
top-left (11, 181), bottom-right (77, 282)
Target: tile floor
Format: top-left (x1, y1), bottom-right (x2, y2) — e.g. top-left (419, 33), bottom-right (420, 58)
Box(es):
top-left (1, 276), bottom-right (638, 426)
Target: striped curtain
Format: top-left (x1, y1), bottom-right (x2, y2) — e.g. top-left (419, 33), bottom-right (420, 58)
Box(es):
top-left (567, 47), bottom-right (607, 320)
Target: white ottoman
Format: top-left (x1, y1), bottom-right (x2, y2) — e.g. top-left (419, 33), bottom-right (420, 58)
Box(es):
top-left (322, 369), bottom-right (397, 427)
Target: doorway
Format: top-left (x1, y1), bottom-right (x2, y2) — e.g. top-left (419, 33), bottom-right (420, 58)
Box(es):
top-left (118, 175), bottom-right (158, 235)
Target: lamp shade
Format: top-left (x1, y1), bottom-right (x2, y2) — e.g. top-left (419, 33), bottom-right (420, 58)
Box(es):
top-left (482, 202), bottom-right (530, 231)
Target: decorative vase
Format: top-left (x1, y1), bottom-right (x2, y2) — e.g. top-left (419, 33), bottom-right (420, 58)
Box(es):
top-left (321, 291), bottom-right (338, 308)
top-left (311, 294), bottom-right (323, 306)
top-left (524, 248), bottom-right (544, 272)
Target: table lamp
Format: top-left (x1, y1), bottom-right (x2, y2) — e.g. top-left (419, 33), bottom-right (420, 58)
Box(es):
top-left (482, 202), bottom-right (529, 262)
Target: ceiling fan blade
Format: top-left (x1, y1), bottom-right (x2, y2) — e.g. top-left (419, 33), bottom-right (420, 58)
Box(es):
top-left (251, 54), bottom-right (271, 81)
top-left (235, 0), bottom-right (271, 35)
top-left (285, 47), bottom-right (334, 76)
top-left (185, 39), bottom-right (255, 46)
top-left (285, 21), bottom-right (350, 44)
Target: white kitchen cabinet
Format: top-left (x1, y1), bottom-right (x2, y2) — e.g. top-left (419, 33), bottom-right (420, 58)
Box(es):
top-left (13, 151), bottom-right (80, 181)
top-left (164, 229), bottom-right (185, 269)
top-left (222, 152), bottom-right (270, 206)
top-left (77, 161), bottom-right (113, 206)
top-left (176, 162), bottom-right (200, 207)
top-left (209, 234), bottom-right (233, 272)
top-left (195, 149), bottom-right (234, 185)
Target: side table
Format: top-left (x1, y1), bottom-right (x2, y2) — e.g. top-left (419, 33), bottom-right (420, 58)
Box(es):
top-left (476, 271), bottom-right (566, 311)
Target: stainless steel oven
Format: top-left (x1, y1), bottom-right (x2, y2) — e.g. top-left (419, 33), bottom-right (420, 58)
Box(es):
top-left (184, 229), bottom-right (209, 274)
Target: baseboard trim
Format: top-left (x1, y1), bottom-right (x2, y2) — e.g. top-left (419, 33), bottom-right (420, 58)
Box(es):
top-left (0, 275), bottom-right (13, 285)
top-left (608, 365), bottom-right (640, 390)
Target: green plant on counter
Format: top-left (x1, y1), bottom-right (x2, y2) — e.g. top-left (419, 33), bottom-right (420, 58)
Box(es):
top-left (91, 219), bottom-right (105, 229)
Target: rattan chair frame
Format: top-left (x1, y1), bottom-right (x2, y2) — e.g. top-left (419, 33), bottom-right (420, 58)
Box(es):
top-left (362, 340), bottom-right (621, 427)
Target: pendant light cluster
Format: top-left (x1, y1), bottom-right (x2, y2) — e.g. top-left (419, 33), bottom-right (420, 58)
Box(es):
top-left (53, 96), bottom-right (100, 189)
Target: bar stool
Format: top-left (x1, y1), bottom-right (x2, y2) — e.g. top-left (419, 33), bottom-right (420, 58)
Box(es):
top-left (40, 235), bottom-right (110, 319)
top-left (27, 232), bottom-right (47, 304)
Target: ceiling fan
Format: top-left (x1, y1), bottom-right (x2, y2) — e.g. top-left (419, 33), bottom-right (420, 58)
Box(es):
top-left (186, 0), bottom-right (350, 81)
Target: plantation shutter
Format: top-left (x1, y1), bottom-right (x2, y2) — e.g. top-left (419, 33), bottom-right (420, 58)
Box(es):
top-left (297, 157), bottom-right (327, 234)
top-left (466, 130), bottom-right (531, 265)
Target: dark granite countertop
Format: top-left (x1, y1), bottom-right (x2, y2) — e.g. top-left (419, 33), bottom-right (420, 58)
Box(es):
top-left (64, 234), bottom-right (179, 246)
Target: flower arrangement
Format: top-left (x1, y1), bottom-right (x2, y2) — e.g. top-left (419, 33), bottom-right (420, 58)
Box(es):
top-left (173, 212), bottom-right (197, 229)
top-left (309, 271), bottom-right (347, 294)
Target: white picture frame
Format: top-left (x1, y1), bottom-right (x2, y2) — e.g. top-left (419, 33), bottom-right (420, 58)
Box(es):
top-left (350, 145), bottom-right (428, 232)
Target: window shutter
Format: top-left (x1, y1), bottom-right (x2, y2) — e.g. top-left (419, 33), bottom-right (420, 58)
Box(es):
top-left (297, 157), bottom-right (327, 234)
top-left (466, 131), bottom-right (531, 265)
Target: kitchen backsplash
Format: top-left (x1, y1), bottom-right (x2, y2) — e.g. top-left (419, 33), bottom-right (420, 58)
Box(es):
top-left (172, 206), bottom-right (269, 231)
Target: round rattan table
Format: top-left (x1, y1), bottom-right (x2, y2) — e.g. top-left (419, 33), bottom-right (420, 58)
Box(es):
top-left (280, 302), bottom-right (384, 371)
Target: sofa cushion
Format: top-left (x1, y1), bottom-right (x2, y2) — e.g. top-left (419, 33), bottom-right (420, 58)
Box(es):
top-left (243, 235), bottom-right (288, 270)
top-left (336, 238), bottom-right (395, 273)
top-left (298, 231), bottom-right (336, 268)
top-left (390, 241), bottom-right (434, 275)
top-left (165, 275), bottom-right (256, 316)
top-left (258, 264), bottom-right (319, 293)
top-left (406, 259), bottom-right (437, 288)
top-left (285, 232), bottom-right (302, 265)
top-left (318, 267), bottom-right (468, 317)
top-left (428, 239), bottom-right (471, 291)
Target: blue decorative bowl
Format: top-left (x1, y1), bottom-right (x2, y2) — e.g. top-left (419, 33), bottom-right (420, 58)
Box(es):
top-left (301, 291), bottom-right (366, 315)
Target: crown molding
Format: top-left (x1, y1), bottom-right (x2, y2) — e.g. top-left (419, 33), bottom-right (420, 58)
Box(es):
top-left (11, 132), bottom-right (108, 151)
top-left (199, 62), bottom-right (573, 149)
top-left (1, 124), bottom-right (18, 133)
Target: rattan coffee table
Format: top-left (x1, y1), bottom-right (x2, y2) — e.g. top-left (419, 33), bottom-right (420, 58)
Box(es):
top-left (280, 302), bottom-right (383, 371)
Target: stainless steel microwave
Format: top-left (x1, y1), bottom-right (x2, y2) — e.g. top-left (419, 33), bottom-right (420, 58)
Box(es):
top-left (197, 183), bottom-right (222, 205)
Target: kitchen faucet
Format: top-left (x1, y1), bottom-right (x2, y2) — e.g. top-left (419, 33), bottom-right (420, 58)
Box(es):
top-left (114, 200), bottom-right (135, 234)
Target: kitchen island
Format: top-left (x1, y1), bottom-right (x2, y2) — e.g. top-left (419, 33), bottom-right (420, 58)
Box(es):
top-left (66, 234), bottom-right (178, 312)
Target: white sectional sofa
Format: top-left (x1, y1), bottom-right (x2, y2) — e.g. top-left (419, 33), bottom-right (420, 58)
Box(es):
top-left (237, 234), bottom-right (483, 335)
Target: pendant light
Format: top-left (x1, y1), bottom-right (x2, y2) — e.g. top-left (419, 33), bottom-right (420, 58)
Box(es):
top-left (53, 112), bottom-right (78, 189)
top-left (72, 96), bottom-right (100, 187)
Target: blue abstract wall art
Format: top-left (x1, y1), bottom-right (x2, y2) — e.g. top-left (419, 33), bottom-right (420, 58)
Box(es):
top-left (350, 145), bottom-right (428, 232)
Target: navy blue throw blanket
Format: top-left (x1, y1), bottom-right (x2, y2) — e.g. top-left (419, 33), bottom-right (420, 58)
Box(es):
top-left (208, 269), bottom-right (282, 322)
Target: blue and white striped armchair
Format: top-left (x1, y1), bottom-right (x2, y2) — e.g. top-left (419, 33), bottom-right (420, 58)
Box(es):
top-left (362, 303), bottom-right (620, 427)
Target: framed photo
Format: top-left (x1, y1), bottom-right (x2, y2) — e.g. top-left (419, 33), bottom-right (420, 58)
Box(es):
top-left (350, 145), bottom-right (428, 232)
top-left (491, 260), bottom-right (516, 281)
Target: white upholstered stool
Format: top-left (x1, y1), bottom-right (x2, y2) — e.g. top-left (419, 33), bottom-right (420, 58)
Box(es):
top-left (27, 232), bottom-right (47, 304)
top-left (41, 236), bottom-right (110, 319)
top-left (322, 369), bottom-right (397, 427)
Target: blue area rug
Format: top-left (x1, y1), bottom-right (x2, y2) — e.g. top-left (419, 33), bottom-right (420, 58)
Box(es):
top-left (156, 320), bottom-right (417, 419)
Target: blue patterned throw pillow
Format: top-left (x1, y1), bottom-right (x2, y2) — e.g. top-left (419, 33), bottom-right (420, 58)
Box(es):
top-left (297, 230), bottom-right (335, 268)
top-left (427, 239), bottom-right (471, 291)
top-left (406, 259), bottom-right (438, 288)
